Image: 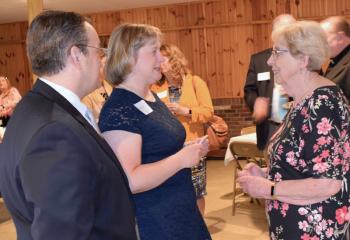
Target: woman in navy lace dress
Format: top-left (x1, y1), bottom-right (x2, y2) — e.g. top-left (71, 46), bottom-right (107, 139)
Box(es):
top-left (237, 21), bottom-right (350, 239)
top-left (99, 23), bottom-right (211, 240)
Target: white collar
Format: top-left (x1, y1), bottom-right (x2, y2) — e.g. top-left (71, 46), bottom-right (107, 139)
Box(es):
top-left (39, 78), bottom-right (88, 121)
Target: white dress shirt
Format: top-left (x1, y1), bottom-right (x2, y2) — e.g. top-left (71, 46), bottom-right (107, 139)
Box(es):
top-left (39, 78), bottom-right (100, 132)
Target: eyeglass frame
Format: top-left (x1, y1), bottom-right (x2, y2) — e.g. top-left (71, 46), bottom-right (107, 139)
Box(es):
top-left (75, 44), bottom-right (108, 58)
top-left (271, 48), bottom-right (289, 58)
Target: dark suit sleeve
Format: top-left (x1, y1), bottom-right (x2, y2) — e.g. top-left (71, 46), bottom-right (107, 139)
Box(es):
top-left (20, 122), bottom-right (97, 240)
top-left (244, 55), bottom-right (258, 112)
top-left (339, 67), bottom-right (350, 102)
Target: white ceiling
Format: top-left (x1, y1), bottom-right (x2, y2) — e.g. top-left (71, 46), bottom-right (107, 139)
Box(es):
top-left (0, 0), bottom-right (191, 24)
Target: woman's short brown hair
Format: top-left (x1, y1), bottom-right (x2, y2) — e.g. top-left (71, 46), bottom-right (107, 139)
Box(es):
top-left (105, 23), bottom-right (163, 85)
top-left (272, 21), bottom-right (330, 71)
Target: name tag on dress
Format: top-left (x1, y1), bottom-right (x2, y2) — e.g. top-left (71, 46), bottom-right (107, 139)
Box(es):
top-left (134, 100), bottom-right (153, 115)
top-left (156, 90), bottom-right (168, 99)
top-left (257, 72), bottom-right (270, 81)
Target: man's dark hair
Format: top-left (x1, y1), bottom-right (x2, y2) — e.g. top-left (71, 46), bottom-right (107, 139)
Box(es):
top-left (26, 10), bottom-right (89, 76)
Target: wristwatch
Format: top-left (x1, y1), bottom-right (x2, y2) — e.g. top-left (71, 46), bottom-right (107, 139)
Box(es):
top-left (271, 182), bottom-right (277, 200)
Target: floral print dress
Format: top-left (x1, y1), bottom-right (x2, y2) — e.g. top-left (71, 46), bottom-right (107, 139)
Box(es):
top-left (267, 86), bottom-right (350, 240)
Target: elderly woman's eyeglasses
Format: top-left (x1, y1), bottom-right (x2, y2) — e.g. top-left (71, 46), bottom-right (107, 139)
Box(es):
top-left (76, 44), bottom-right (108, 58)
top-left (271, 49), bottom-right (289, 58)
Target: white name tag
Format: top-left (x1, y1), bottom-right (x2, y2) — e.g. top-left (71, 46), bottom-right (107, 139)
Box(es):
top-left (157, 90), bottom-right (168, 99)
top-left (134, 100), bottom-right (153, 115)
top-left (257, 72), bottom-right (270, 81)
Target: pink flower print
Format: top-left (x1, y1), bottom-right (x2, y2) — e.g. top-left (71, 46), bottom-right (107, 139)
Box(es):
top-left (301, 107), bottom-right (309, 117)
top-left (307, 215), bottom-right (314, 223)
top-left (273, 200), bottom-right (279, 210)
top-left (310, 236), bottom-right (320, 240)
top-left (316, 136), bottom-right (327, 145)
top-left (332, 157), bottom-right (341, 166)
top-left (281, 203), bottom-right (289, 217)
top-left (336, 206), bottom-right (348, 224)
top-left (277, 145), bottom-right (283, 155)
top-left (314, 213), bottom-right (322, 222)
top-left (302, 124), bottom-right (310, 133)
top-left (274, 172), bottom-right (282, 182)
top-left (318, 95), bottom-right (329, 100)
top-left (299, 159), bottom-right (307, 168)
top-left (313, 144), bottom-right (319, 152)
top-left (316, 118), bottom-right (333, 135)
top-left (298, 207), bottom-right (308, 215)
top-left (286, 151), bottom-right (297, 166)
top-left (298, 220), bottom-right (309, 231)
top-left (318, 206), bottom-right (323, 213)
top-left (315, 224), bottom-right (323, 235)
top-left (344, 142), bottom-right (350, 158)
top-left (320, 150), bottom-right (330, 159)
top-left (313, 162), bottom-right (329, 173)
top-left (267, 203), bottom-right (273, 211)
top-left (325, 228), bottom-right (334, 238)
top-left (321, 219), bottom-right (328, 229)
top-left (301, 233), bottom-right (311, 240)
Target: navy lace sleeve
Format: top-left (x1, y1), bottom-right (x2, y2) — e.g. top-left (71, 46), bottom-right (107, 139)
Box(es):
top-left (99, 100), bottom-right (141, 134)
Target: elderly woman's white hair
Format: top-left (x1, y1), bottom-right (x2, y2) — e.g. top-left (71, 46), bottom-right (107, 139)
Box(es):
top-left (272, 20), bottom-right (330, 71)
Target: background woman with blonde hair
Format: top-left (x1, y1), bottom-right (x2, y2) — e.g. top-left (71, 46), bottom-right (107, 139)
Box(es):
top-left (151, 44), bottom-right (214, 215)
top-left (0, 75), bottom-right (21, 127)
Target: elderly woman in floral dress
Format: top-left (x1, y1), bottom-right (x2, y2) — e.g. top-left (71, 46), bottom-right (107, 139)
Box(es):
top-left (237, 21), bottom-right (350, 239)
top-left (0, 75), bottom-right (21, 127)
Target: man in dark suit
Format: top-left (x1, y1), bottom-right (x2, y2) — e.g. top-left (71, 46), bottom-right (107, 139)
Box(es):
top-left (321, 16), bottom-right (350, 102)
top-left (0, 11), bottom-right (138, 240)
top-left (244, 14), bottom-right (295, 150)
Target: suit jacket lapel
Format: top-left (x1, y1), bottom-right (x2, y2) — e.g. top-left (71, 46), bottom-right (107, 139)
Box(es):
top-left (325, 52), bottom-right (350, 81)
top-left (31, 80), bottom-right (131, 189)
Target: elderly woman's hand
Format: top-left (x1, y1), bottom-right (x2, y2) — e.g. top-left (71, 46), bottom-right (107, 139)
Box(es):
top-left (237, 175), bottom-right (273, 199)
top-left (238, 163), bottom-right (267, 178)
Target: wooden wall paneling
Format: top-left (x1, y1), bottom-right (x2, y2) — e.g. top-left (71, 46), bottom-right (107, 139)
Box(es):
top-left (235, 24), bottom-right (254, 98)
top-left (204, 1), bottom-right (228, 25)
top-left (251, 0), bottom-right (273, 21)
top-left (0, 23), bottom-right (24, 43)
top-left (295, 0), bottom-right (327, 19)
top-left (226, 0), bottom-right (253, 23)
top-left (146, 7), bottom-right (168, 28)
top-left (205, 27), bottom-right (216, 97)
top-left (213, 28), bottom-right (225, 98)
top-left (222, 26), bottom-right (234, 97)
top-left (324, 0), bottom-right (339, 16)
top-left (132, 8), bottom-right (148, 24)
top-left (0, 44), bottom-right (31, 96)
top-left (275, 0), bottom-right (292, 15)
top-left (252, 23), bottom-right (272, 54)
top-left (119, 9), bottom-right (134, 23)
top-left (168, 4), bottom-right (189, 28)
top-left (189, 2), bottom-right (206, 27)
top-left (163, 30), bottom-right (181, 46)
top-left (189, 29), bottom-right (207, 82)
top-left (166, 2), bottom-right (205, 28)
top-left (336, 0), bottom-right (350, 15)
top-left (88, 12), bottom-right (122, 36)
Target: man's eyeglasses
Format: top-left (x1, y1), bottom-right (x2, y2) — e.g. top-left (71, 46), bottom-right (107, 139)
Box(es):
top-left (77, 44), bottom-right (108, 58)
top-left (271, 48), bottom-right (289, 58)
